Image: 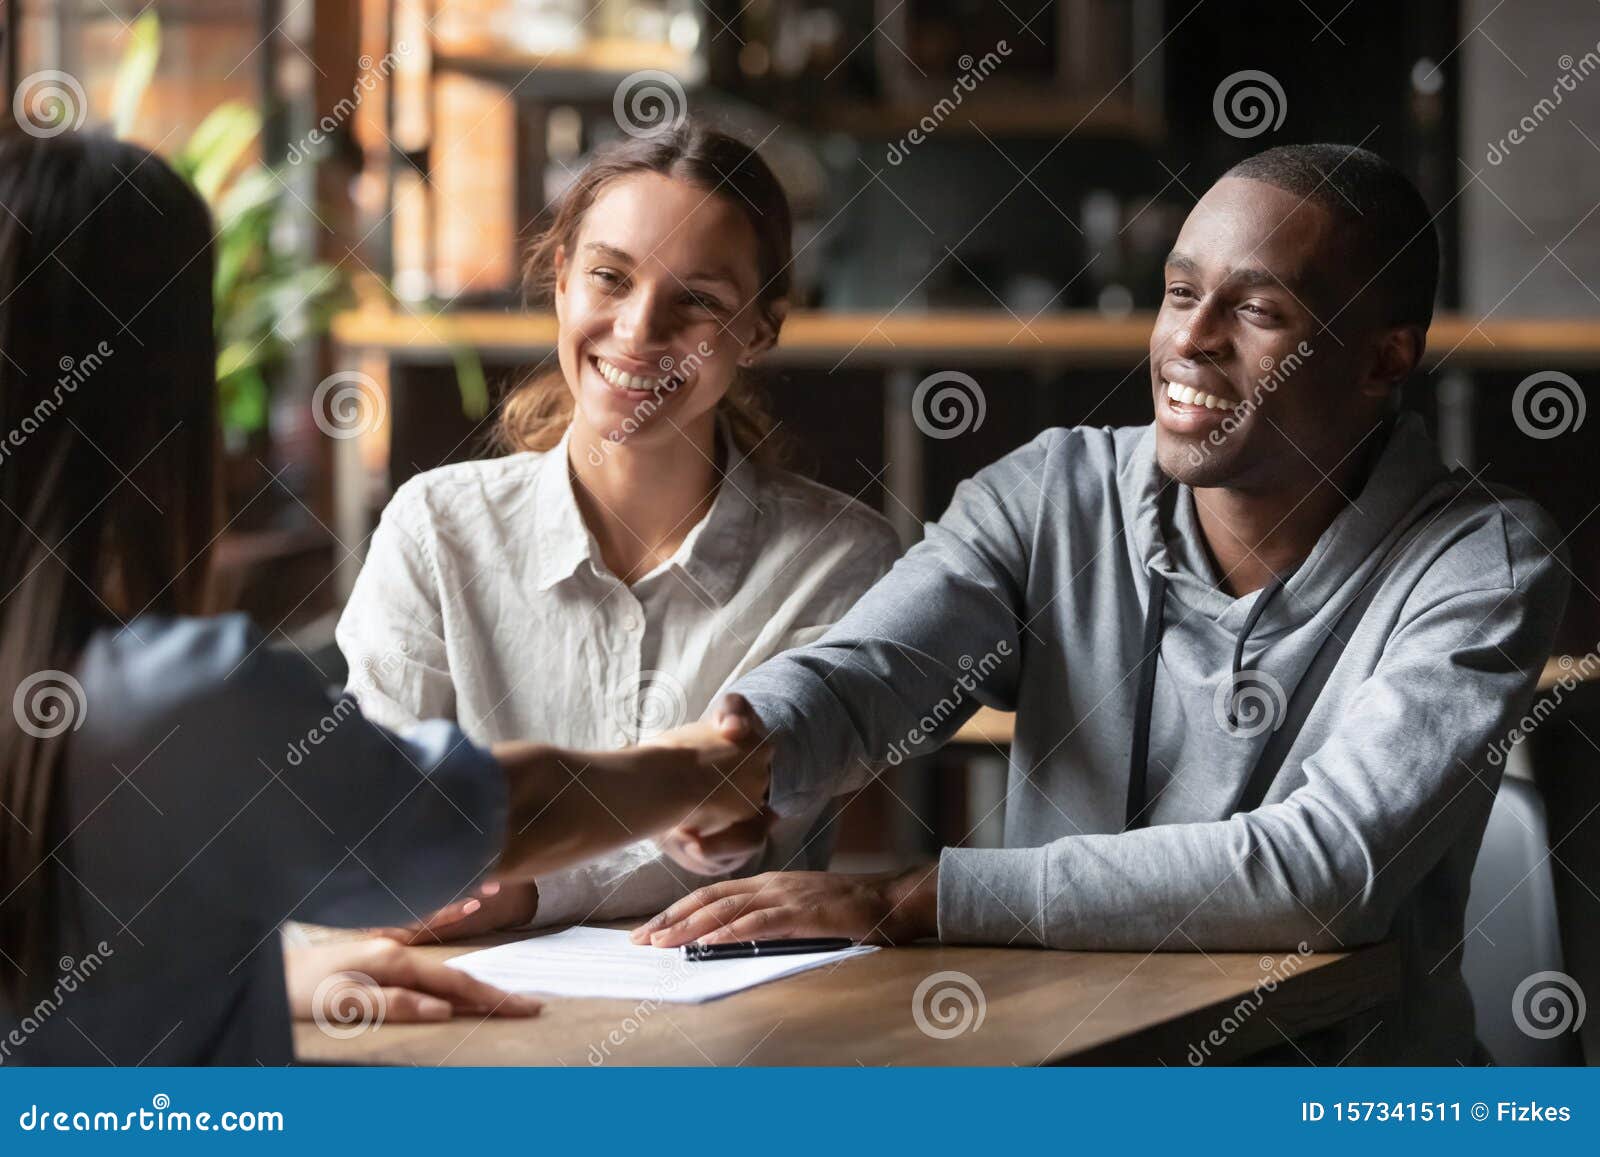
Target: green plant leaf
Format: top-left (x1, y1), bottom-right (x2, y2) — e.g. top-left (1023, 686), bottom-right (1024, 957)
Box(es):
top-left (448, 338), bottom-right (489, 420)
top-left (214, 166), bottom-right (283, 230)
top-left (218, 363), bottom-right (270, 434)
top-left (106, 12), bottom-right (358, 442)
top-left (110, 11), bottom-right (161, 139)
top-left (181, 103), bottom-right (262, 202)
top-left (212, 203), bottom-right (271, 307)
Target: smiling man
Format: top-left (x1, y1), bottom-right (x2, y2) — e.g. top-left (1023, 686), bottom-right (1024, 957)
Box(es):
top-left (632, 144), bottom-right (1569, 1064)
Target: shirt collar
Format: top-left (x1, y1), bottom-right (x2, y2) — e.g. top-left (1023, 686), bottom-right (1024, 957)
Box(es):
top-left (674, 416), bottom-right (760, 605)
top-left (532, 425), bottom-right (599, 591)
top-left (531, 417), bottom-right (761, 603)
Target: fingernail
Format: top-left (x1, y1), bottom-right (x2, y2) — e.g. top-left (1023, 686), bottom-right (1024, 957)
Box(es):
top-left (419, 997), bottom-right (451, 1019)
top-left (515, 995), bottom-right (542, 1013)
top-left (461, 899), bottom-right (481, 915)
top-left (480, 881), bottom-right (501, 896)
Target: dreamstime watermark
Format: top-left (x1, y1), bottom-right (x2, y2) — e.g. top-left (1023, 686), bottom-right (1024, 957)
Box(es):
top-left (912, 970), bottom-right (986, 1039)
top-left (911, 370), bottom-right (986, 439)
top-left (1186, 941), bottom-right (1313, 1064)
top-left (883, 641), bottom-right (1013, 767)
top-left (16, 1095), bottom-right (283, 1133)
top-left (12, 669), bottom-right (88, 740)
top-left (585, 340), bottom-right (715, 466)
top-left (1486, 650), bottom-right (1600, 768)
top-left (0, 340), bottom-right (114, 470)
top-left (311, 970), bottom-right (387, 1039)
top-left (345, 641), bottom-right (412, 701)
top-left (311, 370), bottom-right (386, 439)
top-left (1183, 340), bottom-right (1314, 470)
top-left (12, 70), bottom-right (87, 138)
top-left (286, 42), bottom-right (411, 166)
top-left (885, 40), bottom-right (1012, 165)
top-left (1486, 43), bottom-right (1600, 165)
top-left (613, 70), bottom-right (688, 137)
top-left (1212, 70), bottom-right (1287, 139)
top-left (1213, 668), bottom-right (1288, 739)
top-left (613, 668), bottom-right (689, 741)
top-left (284, 693), bottom-right (360, 767)
top-left (585, 954), bottom-right (693, 1064)
top-left (1511, 370), bottom-right (1585, 439)
top-left (0, 942), bottom-right (115, 1065)
top-left (1511, 970), bottom-right (1586, 1040)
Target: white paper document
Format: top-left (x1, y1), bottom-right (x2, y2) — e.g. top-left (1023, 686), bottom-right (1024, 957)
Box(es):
top-left (446, 926), bottom-right (877, 1003)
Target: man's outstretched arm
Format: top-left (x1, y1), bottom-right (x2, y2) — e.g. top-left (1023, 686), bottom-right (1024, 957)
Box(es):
top-left (640, 529), bottom-right (1568, 952)
top-left (724, 433), bottom-right (1053, 819)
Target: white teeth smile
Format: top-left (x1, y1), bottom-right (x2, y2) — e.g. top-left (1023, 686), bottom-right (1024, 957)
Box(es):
top-left (594, 355), bottom-right (678, 393)
top-left (1165, 380), bottom-right (1236, 412)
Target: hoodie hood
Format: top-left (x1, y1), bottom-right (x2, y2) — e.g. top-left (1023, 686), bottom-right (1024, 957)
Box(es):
top-left (1121, 411), bottom-right (1456, 639)
top-left (1114, 411), bottom-right (1462, 831)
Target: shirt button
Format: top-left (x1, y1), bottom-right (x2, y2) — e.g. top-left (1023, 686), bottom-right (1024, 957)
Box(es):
top-left (622, 614), bottom-right (641, 631)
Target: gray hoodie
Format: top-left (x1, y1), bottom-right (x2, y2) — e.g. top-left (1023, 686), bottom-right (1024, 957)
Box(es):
top-left (735, 412), bottom-right (1568, 1064)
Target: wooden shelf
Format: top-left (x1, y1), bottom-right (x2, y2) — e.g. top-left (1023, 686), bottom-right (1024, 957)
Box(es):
top-left (434, 36), bottom-right (697, 83)
top-left (952, 706), bottom-right (1015, 746)
top-left (333, 307), bottom-right (1600, 368)
top-left (1541, 655), bottom-right (1599, 691)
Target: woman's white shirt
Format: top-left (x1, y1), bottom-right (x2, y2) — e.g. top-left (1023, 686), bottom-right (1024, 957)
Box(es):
top-left (335, 426), bottom-right (902, 926)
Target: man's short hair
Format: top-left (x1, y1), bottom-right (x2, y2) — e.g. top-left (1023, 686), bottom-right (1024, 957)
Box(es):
top-left (1225, 143), bottom-right (1439, 332)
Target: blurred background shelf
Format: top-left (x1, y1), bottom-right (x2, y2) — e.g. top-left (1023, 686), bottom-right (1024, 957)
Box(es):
top-left (951, 653), bottom-right (1600, 751)
top-left (333, 306), bottom-right (1600, 367)
top-left (434, 36), bottom-right (699, 83)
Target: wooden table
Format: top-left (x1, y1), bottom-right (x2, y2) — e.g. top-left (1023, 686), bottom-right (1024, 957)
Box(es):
top-left (295, 931), bottom-right (1400, 1067)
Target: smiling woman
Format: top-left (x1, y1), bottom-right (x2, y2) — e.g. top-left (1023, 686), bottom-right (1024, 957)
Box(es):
top-left (499, 124), bottom-right (796, 467)
top-left (335, 122), bottom-right (903, 946)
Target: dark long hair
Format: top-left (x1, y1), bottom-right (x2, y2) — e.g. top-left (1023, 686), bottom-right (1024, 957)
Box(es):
top-left (0, 131), bottom-right (217, 1001)
top-left (496, 121), bottom-right (793, 462)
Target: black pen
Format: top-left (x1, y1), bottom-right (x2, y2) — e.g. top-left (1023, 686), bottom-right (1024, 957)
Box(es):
top-left (682, 937), bottom-right (855, 961)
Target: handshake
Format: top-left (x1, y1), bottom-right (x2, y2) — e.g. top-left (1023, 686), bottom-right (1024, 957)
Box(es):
top-left (641, 693), bottom-right (779, 876)
top-left (378, 694), bottom-right (775, 944)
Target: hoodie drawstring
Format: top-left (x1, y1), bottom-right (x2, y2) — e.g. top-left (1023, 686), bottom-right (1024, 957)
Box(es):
top-left (1124, 570), bottom-right (1167, 830)
top-left (1227, 573), bottom-right (1288, 727)
top-left (1125, 569), bottom-right (1287, 830)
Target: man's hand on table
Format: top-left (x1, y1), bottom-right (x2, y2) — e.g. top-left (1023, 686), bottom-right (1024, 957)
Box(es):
top-left (630, 864), bottom-right (940, 948)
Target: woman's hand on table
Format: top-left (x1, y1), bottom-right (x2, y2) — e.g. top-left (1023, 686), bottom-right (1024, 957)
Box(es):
top-left (284, 937), bottom-right (540, 1023)
top-left (371, 879), bottom-right (540, 946)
